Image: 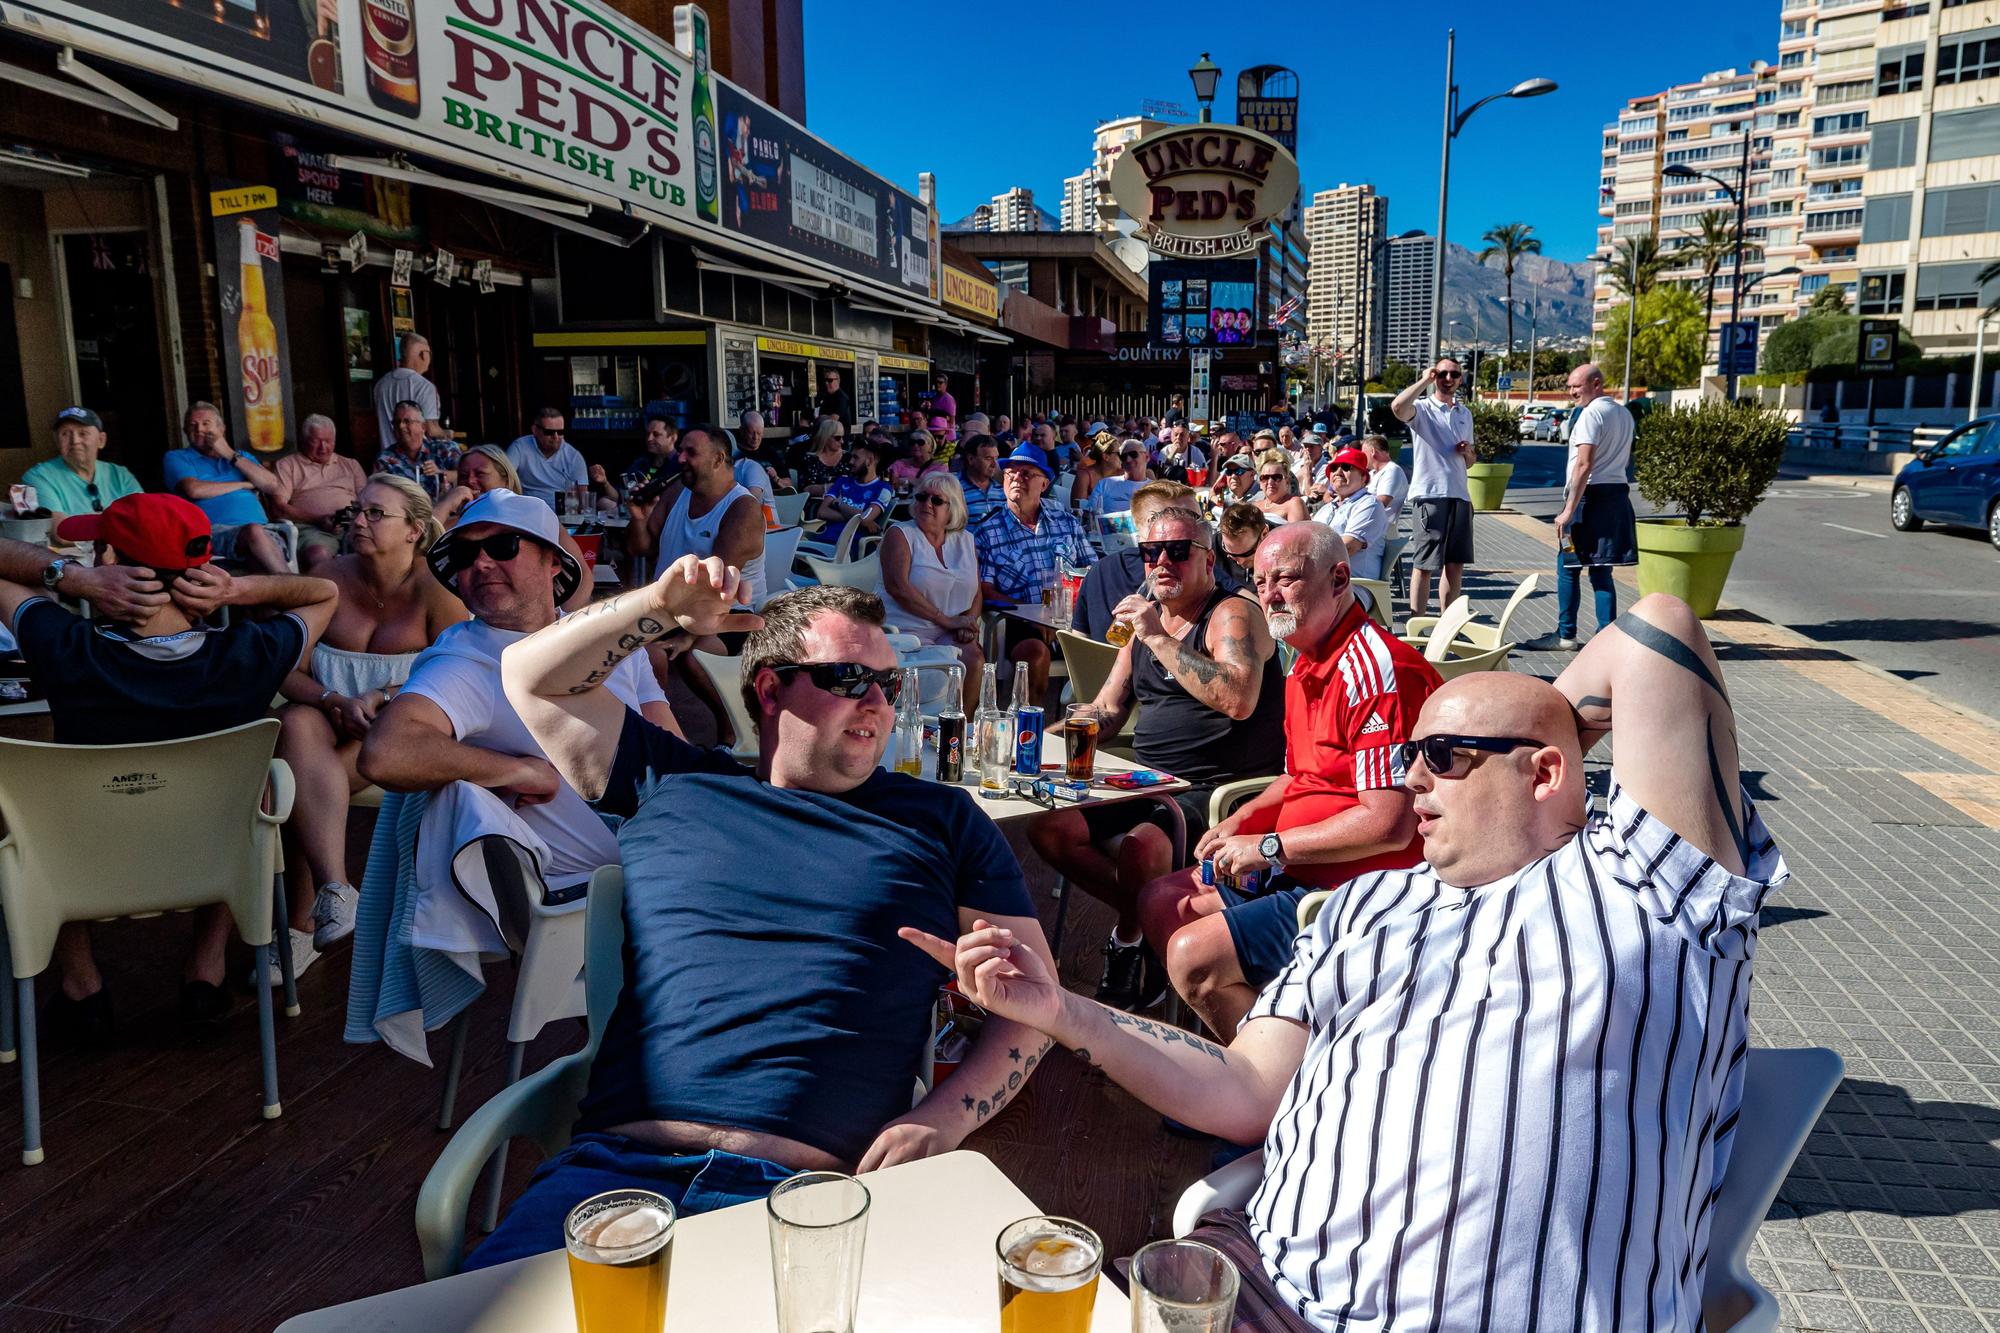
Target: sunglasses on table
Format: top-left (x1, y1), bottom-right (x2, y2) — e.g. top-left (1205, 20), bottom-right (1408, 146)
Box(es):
top-left (770, 660), bottom-right (903, 704)
top-left (441, 531), bottom-right (532, 570)
top-left (1139, 538), bottom-right (1207, 564)
top-left (1397, 734), bottom-right (1543, 779)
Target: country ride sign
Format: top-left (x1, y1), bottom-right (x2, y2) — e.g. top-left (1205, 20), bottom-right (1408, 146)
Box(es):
top-left (1108, 123), bottom-right (1300, 260)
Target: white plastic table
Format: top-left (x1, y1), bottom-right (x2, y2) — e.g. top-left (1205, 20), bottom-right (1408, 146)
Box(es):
top-left (274, 1151), bottom-right (1129, 1332)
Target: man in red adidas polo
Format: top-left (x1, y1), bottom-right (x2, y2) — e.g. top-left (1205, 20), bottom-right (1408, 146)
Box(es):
top-left (1140, 522), bottom-right (1442, 1041)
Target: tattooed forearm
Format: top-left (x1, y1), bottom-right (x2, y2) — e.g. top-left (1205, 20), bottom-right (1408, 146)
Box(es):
top-left (1171, 637), bottom-right (1225, 686)
top-left (1104, 1008), bottom-right (1229, 1062)
top-left (966, 1037), bottom-right (1052, 1124)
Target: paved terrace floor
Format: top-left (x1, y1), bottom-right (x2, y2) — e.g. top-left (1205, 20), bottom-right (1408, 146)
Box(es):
top-left (0, 508), bottom-right (1994, 1331)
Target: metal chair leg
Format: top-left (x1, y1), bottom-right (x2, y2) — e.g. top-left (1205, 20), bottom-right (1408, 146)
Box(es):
top-left (18, 979), bottom-right (39, 1164)
top-left (0, 913), bottom-right (15, 1064)
top-left (274, 875), bottom-right (300, 1019)
top-left (255, 945), bottom-right (282, 1120)
top-left (437, 1009), bottom-right (471, 1131)
top-left (476, 1039), bottom-right (529, 1235)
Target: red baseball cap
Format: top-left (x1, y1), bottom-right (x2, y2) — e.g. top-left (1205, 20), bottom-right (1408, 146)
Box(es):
top-left (55, 492), bottom-right (213, 569)
top-left (1330, 448), bottom-right (1370, 471)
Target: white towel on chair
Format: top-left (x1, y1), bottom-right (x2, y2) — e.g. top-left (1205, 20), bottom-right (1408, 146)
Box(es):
top-left (413, 781), bottom-right (556, 969)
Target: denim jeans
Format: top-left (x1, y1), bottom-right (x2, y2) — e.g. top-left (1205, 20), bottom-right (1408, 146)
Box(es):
top-left (466, 1132), bottom-right (796, 1270)
top-left (1556, 550), bottom-right (1616, 640)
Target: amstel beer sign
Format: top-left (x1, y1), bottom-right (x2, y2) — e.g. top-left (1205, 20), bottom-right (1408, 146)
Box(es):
top-left (1107, 123), bottom-right (1300, 260)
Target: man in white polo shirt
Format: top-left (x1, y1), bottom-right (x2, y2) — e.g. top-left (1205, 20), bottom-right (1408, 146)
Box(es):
top-left (1389, 357), bottom-right (1474, 619)
top-left (908, 591), bottom-right (1786, 1333)
top-left (1530, 362), bottom-right (1639, 652)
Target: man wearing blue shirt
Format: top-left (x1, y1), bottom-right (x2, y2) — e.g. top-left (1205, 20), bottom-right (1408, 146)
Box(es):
top-left (975, 442), bottom-right (1095, 698)
top-left (160, 401), bottom-right (291, 573)
top-left (479, 575), bottom-right (1055, 1268)
top-left (21, 407), bottom-right (142, 524)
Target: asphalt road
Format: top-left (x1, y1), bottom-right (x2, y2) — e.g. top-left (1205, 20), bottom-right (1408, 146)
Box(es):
top-left (1501, 443), bottom-right (2000, 720)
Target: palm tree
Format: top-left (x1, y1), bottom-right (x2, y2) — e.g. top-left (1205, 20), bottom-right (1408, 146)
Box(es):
top-left (1680, 211), bottom-right (1739, 332)
top-left (1607, 234), bottom-right (1666, 300)
top-left (1478, 222), bottom-right (1542, 370)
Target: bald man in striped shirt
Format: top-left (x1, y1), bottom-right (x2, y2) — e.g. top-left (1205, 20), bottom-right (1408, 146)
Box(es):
top-left (906, 591), bottom-right (1786, 1332)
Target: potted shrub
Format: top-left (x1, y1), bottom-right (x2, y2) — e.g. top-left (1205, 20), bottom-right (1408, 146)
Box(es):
top-left (1466, 399), bottom-right (1520, 511)
top-left (1631, 400), bottom-right (1787, 616)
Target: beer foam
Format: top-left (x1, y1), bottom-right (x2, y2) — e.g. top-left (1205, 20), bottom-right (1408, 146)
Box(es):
top-left (1010, 1235), bottom-right (1094, 1279)
top-left (580, 1204), bottom-right (670, 1250)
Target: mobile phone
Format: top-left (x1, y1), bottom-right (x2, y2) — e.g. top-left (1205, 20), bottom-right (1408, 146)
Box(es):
top-left (1102, 770), bottom-right (1171, 789)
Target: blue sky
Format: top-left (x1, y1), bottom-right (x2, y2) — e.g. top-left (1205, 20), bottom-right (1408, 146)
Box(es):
top-left (801, 0), bottom-right (1777, 263)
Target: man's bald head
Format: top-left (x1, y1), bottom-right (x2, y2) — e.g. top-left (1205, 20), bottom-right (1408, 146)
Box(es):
top-left (1406, 673), bottom-right (1591, 888)
top-left (1568, 362), bottom-right (1607, 403)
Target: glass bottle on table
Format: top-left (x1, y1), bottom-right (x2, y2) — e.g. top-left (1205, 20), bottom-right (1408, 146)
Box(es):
top-left (974, 663), bottom-right (1013, 796)
top-left (892, 665), bottom-right (923, 777)
top-left (936, 663), bottom-right (967, 784)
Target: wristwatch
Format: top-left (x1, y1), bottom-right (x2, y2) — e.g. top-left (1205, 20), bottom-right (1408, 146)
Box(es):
top-left (41, 557), bottom-right (72, 593)
top-left (1259, 833), bottom-right (1286, 872)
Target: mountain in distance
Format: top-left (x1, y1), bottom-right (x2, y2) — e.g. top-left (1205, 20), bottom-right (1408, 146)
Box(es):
top-left (1437, 240), bottom-right (1595, 348)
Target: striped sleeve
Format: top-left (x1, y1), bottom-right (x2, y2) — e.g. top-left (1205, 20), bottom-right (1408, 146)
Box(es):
top-left (1590, 780), bottom-right (1788, 959)
top-left (1342, 628), bottom-right (1423, 794)
top-left (1246, 902), bottom-right (1329, 1025)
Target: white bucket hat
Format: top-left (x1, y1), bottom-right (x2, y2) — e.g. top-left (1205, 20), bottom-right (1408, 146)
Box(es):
top-left (427, 487), bottom-right (583, 606)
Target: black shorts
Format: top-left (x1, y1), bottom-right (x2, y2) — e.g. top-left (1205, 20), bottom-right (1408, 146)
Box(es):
top-left (1218, 875), bottom-right (1311, 989)
top-left (1078, 785), bottom-right (1213, 856)
top-left (1410, 496), bottom-right (1474, 571)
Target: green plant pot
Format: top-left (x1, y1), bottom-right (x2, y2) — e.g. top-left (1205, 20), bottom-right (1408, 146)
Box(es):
top-left (1633, 517), bottom-right (1746, 618)
top-left (1466, 462), bottom-right (1514, 511)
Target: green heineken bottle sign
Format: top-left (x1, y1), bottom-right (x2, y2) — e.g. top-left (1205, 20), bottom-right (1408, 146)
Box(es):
top-left (677, 4), bottom-right (721, 224)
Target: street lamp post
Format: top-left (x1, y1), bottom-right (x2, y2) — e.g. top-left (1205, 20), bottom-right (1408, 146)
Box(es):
top-left (1429, 29), bottom-right (1556, 374)
top-left (1971, 311), bottom-right (1996, 423)
top-left (1664, 125), bottom-right (1755, 400)
top-left (1188, 53), bottom-right (1221, 124)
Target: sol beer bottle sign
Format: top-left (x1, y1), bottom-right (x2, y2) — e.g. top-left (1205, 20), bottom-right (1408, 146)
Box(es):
top-left (210, 184), bottom-right (295, 454)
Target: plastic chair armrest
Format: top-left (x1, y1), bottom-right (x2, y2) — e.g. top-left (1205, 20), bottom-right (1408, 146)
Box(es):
top-left (260, 758), bottom-right (296, 825)
top-left (1404, 615), bottom-right (1440, 638)
top-left (415, 1050), bottom-right (592, 1281)
top-left (1172, 1151), bottom-right (1263, 1237)
top-left (1207, 776), bottom-right (1279, 828)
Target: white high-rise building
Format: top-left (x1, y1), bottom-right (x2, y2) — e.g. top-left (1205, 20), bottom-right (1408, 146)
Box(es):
top-left (988, 187), bottom-right (1042, 233)
top-left (1060, 168), bottom-right (1096, 232)
top-left (1384, 232), bottom-right (1438, 370)
top-left (1305, 183), bottom-right (1389, 380)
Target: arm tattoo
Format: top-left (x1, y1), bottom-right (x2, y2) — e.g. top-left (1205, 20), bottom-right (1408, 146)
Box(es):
top-left (1706, 714), bottom-right (1749, 864)
top-left (1171, 636), bottom-right (1225, 687)
top-left (1612, 612), bottom-right (1727, 700)
top-left (968, 1037), bottom-right (1051, 1124)
top-left (1103, 1008), bottom-right (1228, 1062)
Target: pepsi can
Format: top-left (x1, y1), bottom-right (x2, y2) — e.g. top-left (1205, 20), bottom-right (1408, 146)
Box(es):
top-left (1199, 858), bottom-right (1216, 888)
top-left (936, 713), bottom-right (966, 784)
top-left (1014, 705), bottom-right (1044, 776)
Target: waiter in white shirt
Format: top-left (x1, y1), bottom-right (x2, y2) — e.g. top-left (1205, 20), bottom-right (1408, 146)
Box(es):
top-left (1529, 363), bottom-right (1639, 652)
top-left (1388, 358), bottom-right (1475, 619)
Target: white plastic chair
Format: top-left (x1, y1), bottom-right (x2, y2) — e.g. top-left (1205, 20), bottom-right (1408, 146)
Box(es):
top-left (1406, 574), bottom-right (1540, 651)
top-left (760, 527), bottom-right (804, 607)
top-left (769, 491), bottom-right (810, 528)
top-left (691, 648), bottom-right (761, 761)
top-left (1399, 595), bottom-right (1474, 662)
top-left (1051, 474), bottom-right (1078, 509)
top-left (802, 550), bottom-right (882, 593)
top-left (0, 720), bottom-right (294, 1164)
top-left (1171, 1046), bottom-right (1843, 1333)
top-left (796, 514), bottom-right (868, 565)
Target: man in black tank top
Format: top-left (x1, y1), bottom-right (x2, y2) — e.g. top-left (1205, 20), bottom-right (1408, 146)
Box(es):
top-left (1025, 507), bottom-right (1286, 1011)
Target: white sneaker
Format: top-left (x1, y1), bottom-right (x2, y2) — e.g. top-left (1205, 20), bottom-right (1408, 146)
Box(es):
top-left (311, 883), bottom-right (359, 948)
top-left (253, 928), bottom-right (322, 987)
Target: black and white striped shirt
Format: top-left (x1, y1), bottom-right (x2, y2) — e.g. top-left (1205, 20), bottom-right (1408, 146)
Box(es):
top-left (1244, 780), bottom-right (1785, 1332)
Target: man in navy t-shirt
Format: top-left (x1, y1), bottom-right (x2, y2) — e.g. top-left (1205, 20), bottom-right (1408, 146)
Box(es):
top-left (472, 572), bottom-right (1056, 1268)
top-left (0, 494), bottom-right (337, 1039)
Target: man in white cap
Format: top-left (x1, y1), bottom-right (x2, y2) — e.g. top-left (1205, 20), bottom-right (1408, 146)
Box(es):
top-left (360, 488), bottom-right (677, 944)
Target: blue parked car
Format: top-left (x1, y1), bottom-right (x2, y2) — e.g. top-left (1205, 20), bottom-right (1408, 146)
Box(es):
top-left (1891, 416), bottom-right (2000, 550)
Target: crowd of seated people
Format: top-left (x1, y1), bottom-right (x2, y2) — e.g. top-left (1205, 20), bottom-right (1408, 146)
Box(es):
top-left (0, 384), bottom-right (1783, 1333)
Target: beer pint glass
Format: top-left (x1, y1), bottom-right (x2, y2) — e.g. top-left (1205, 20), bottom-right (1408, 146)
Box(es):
top-left (565, 1189), bottom-right (674, 1333)
top-left (996, 1215), bottom-right (1102, 1333)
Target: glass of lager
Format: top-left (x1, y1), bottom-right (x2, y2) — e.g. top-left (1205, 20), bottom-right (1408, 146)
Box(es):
top-left (1062, 704), bottom-right (1100, 782)
top-left (767, 1170), bottom-right (871, 1333)
top-left (1129, 1237), bottom-right (1240, 1332)
top-left (564, 1189), bottom-right (674, 1333)
top-left (996, 1215), bottom-right (1102, 1333)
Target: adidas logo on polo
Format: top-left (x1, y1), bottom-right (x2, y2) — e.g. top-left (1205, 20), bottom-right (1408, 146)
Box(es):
top-left (1359, 712), bottom-right (1389, 736)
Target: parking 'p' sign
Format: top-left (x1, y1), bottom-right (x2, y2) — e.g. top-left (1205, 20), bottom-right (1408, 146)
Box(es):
top-left (1859, 318), bottom-right (1899, 371)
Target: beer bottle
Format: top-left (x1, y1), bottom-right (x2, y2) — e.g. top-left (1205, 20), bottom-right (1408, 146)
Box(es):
top-left (362, 0), bottom-right (420, 118)
top-left (936, 664), bottom-right (966, 784)
top-left (236, 220), bottom-right (286, 454)
top-left (685, 5), bottom-right (721, 224)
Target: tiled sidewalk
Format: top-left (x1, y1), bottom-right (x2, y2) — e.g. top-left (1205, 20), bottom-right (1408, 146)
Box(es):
top-left (1457, 513), bottom-right (2000, 1333)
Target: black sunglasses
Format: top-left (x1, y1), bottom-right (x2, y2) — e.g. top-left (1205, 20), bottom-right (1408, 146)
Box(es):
top-left (770, 661), bottom-right (902, 704)
top-left (1223, 545), bottom-right (1258, 561)
top-left (1435, 371), bottom-right (1462, 381)
top-left (1398, 734), bottom-right (1543, 779)
top-left (442, 531), bottom-right (528, 570)
top-left (912, 492), bottom-right (950, 506)
top-left (1139, 538), bottom-right (1206, 564)
top-left (85, 481), bottom-right (102, 512)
